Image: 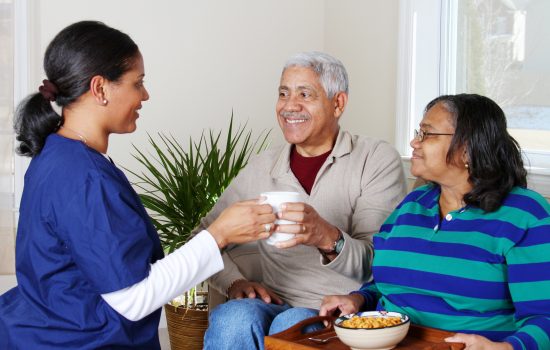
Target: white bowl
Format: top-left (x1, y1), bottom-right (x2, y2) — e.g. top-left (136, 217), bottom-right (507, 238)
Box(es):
top-left (334, 311), bottom-right (410, 350)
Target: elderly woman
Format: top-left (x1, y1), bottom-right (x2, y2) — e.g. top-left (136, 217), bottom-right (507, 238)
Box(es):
top-left (320, 94), bottom-right (550, 350)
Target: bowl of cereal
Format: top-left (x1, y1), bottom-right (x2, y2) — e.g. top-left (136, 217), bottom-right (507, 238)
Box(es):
top-left (334, 311), bottom-right (410, 350)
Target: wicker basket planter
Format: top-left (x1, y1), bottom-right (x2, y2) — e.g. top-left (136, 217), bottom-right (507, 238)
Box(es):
top-left (164, 304), bottom-right (208, 350)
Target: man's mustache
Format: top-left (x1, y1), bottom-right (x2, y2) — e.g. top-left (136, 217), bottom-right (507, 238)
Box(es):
top-left (280, 111), bottom-right (311, 119)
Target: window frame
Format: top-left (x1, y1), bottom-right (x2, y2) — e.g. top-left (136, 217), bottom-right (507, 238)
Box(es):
top-left (396, 0), bottom-right (550, 197)
top-left (14, 0), bottom-right (32, 217)
top-left (0, 0), bottom-right (31, 278)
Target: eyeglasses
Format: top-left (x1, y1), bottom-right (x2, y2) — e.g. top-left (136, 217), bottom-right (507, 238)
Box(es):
top-left (414, 129), bottom-right (454, 142)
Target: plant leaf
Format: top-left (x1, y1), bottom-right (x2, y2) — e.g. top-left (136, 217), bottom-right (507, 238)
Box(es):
top-left (125, 114), bottom-right (271, 256)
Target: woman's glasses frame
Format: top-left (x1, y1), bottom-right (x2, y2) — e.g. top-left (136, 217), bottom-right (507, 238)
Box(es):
top-left (414, 129), bottom-right (454, 142)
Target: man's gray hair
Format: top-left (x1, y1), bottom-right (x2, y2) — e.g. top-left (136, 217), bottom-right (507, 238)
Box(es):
top-left (283, 51), bottom-right (349, 99)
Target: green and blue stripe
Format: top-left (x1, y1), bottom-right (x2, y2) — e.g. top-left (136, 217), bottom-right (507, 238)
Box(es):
top-left (357, 184), bottom-right (550, 350)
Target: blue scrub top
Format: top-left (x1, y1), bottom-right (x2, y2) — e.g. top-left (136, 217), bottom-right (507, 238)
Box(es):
top-left (0, 134), bottom-right (164, 349)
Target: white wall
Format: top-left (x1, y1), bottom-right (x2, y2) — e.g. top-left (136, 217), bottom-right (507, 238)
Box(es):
top-left (32, 0), bottom-right (399, 173)
top-left (34, 0), bottom-right (325, 173)
top-left (325, 0), bottom-right (399, 145)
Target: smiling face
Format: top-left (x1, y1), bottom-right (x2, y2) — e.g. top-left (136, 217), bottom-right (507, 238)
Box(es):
top-left (276, 66), bottom-right (344, 156)
top-left (103, 52), bottom-right (149, 134)
top-left (410, 102), bottom-right (467, 185)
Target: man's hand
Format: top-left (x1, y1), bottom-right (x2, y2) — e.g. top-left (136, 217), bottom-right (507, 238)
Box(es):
top-left (445, 334), bottom-right (513, 350)
top-left (227, 280), bottom-right (283, 305)
top-left (208, 199), bottom-right (276, 249)
top-left (273, 202), bottom-right (340, 250)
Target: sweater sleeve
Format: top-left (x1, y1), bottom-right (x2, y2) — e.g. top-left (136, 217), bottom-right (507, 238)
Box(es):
top-left (101, 230), bottom-right (223, 321)
top-left (502, 204), bottom-right (550, 350)
top-left (350, 281), bottom-right (380, 311)
top-left (324, 141), bottom-right (407, 282)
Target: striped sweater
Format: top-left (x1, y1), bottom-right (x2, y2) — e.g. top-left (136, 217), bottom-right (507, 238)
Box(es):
top-left (354, 184), bottom-right (550, 350)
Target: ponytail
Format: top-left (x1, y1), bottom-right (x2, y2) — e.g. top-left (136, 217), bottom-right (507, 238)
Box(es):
top-left (14, 93), bottom-right (62, 157)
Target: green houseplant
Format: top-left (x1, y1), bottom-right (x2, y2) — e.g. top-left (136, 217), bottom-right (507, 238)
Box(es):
top-left (127, 114), bottom-right (269, 350)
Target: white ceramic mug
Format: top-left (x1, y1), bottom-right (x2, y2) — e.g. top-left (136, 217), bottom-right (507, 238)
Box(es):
top-left (260, 191), bottom-right (302, 245)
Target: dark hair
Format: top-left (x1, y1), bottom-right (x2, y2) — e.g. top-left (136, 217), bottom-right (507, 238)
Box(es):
top-left (425, 94), bottom-right (527, 212)
top-left (14, 21), bottom-right (139, 156)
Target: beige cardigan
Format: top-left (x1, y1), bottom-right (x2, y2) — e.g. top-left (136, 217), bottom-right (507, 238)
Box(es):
top-left (194, 130), bottom-right (407, 309)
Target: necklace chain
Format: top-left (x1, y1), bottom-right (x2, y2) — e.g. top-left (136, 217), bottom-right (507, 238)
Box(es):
top-left (61, 125), bottom-right (87, 144)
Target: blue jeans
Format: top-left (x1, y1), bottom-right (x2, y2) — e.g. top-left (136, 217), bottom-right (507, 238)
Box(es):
top-left (204, 298), bottom-right (322, 350)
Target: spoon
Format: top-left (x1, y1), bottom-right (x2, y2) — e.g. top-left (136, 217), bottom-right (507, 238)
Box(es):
top-left (307, 335), bottom-right (339, 344)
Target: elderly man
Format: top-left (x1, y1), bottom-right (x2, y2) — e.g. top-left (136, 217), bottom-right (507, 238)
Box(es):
top-left (201, 51), bottom-right (407, 349)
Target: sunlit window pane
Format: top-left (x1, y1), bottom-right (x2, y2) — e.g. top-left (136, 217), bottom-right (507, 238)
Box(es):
top-left (0, 0), bottom-right (15, 275)
top-left (455, 0), bottom-right (550, 154)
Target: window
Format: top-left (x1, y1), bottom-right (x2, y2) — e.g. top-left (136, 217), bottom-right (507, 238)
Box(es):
top-left (0, 0), bottom-right (16, 275)
top-left (397, 0), bottom-right (550, 197)
top-left (454, 0), bottom-right (550, 171)
top-left (0, 0), bottom-right (29, 275)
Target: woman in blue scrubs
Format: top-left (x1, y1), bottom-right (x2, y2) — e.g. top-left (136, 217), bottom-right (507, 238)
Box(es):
top-left (0, 21), bottom-right (276, 349)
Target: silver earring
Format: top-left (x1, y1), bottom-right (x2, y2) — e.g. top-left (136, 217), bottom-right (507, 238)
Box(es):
top-left (465, 163), bottom-right (469, 169)
top-left (102, 99), bottom-right (108, 105)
